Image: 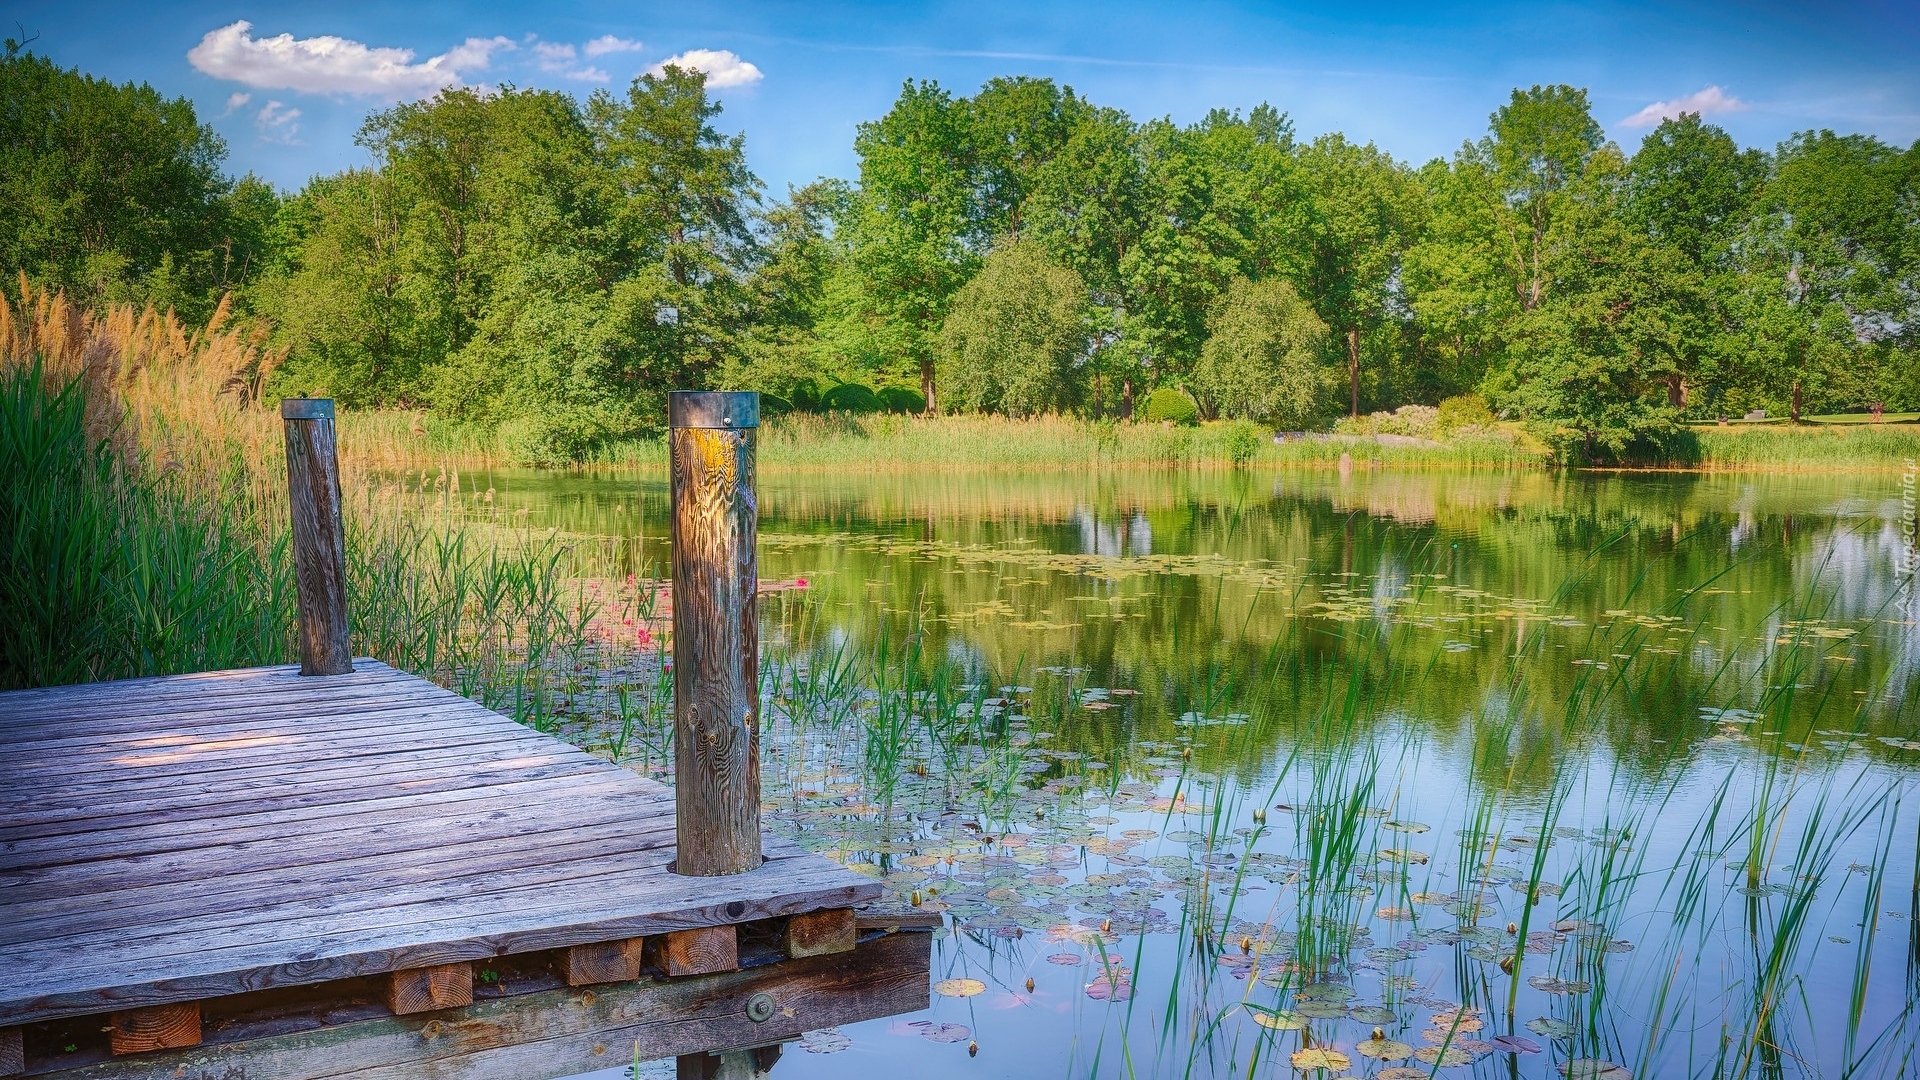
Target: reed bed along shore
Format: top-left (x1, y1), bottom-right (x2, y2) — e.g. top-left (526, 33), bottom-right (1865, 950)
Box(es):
top-left (314, 408), bottom-right (1920, 474)
top-left (0, 283), bottom-right (609, 725)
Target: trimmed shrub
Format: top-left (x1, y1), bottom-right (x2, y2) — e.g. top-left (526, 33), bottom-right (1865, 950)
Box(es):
top-left (877, 386), bottom-right (927, 414)
top-left (789, 379), bottom-right (823, 412)
top-left (1141, 387), bottom-right (1198, 425)
top-left (1436, 393), bottom-right (1495, 433)
top-left (821, 383), bottom-right (883, 413)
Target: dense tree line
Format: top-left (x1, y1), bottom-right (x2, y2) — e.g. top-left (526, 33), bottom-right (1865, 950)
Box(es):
top-left (6, 45), bottom-right (1918, 461)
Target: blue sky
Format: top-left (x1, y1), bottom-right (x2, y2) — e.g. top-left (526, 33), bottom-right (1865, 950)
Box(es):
top-left (15, 0), bottom-right (1919, 194)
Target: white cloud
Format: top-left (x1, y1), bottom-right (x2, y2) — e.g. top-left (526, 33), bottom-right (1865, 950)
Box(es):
top-left (1620, 85), bottom-right (1749, 128)
top-left (187, 21), bottom-right (513, 98)
top-left (530, 39), bottom-right (611, 81)
top-left (217, 91), bottom-right (251, 118)
top-left (254, 99), bottom-right (302, 143)
top-left (649, 48), bottom-right (763, 88)
top-left (583, 35), bottom-right (643, 57)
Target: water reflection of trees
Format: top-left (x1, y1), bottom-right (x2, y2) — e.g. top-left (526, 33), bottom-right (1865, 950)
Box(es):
top-left (477, 466), bottom-right (1916, 777)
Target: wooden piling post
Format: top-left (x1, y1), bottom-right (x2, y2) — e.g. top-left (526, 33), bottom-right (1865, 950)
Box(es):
top-left (282, 398), bottom-right (352, 676)
top-left (668, 391), bottom-right (761, 877)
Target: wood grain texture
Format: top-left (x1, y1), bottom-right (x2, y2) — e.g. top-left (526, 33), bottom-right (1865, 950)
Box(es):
top-left (783, 908), bottom-right (856, 958)
top-left (386, 964), bottom-right (473, 1015)
top-left (108, 1003), bottom-right (200, 1054)
top-left (283, 405), bottom-right (352, 676)
top-left (669, 422), bottom-right (761, 877)
top-left (25, 929), bottom-right (930, 1080)
top-left (656, 926), bottom-right (738, 977)
top-left (0, 662), bottom-right (879, 1028)
top-left (561, 938), bottom-right (645, 986)
top-left (0, 1028), bottom-right (20, 1076)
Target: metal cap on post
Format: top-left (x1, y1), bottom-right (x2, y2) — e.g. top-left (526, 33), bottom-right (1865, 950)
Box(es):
top-left (282, 398), bottom-right (352, 676)
top-left (668, 391), bottom-right (762, 877)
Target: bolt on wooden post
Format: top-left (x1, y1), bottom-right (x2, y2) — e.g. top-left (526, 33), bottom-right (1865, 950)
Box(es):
top-left (282, 398), bottom-right (352, 676)
top-left (669, 391), bottom-right (762, 876)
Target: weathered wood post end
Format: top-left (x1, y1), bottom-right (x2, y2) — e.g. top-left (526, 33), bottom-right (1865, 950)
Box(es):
top-left (668, 390), bottom-right (769, 1080)
top-left (281, 398), bottom-right (352, 676)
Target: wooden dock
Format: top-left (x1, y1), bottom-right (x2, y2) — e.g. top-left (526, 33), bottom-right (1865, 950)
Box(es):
top-left (0, 660), bottom-right (932, 1079)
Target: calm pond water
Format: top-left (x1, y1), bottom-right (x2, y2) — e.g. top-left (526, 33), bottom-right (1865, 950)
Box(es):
top-left (471, 467), bottom-right (1920, 1080)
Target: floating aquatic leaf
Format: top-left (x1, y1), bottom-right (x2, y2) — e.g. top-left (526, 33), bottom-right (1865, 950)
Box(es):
top-left (1429, 1010), bottom-right (1483, 1032)
top-left (1045, 952), bottom-right (1081, 965)
top-left (1250, 1008), bottom-right (1307, 1030)
top-left (1526, 1017), bottom-right (1575, 1038)
top-left (1351, 1005), bottom-right (1399, 1024)
top-left (1085, 975), bottom-right (1132, 1001)
top-left (1378, 1069), bottom-right (1429, 1080)
top-left (919, 1022), bottom-right (971, 1043)
top-left (1356, 1037), bottom-right (1416, 1060)
top-left (1379, 848), bottom-right (1430, 865)
top-left (933, 978), bottom-right (987, 998)
top-left (1384, 820), bottom-right (1431, 833)
top-left (1289, 1048), bottom-right (1350, 1071)
top-left (1414, 1046), bottom-right (1474, 1066)
top-left (1365, 947), bottom-right (1412, 964)
top-left (799, 1029), bottom-right (851, 1053)
top-left (1491, 1034), bottom-right (1542, 1054)
top-left (1295, 1000), bottom-right (1349, 1019)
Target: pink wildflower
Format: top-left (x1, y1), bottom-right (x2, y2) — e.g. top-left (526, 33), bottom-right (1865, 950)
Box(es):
top-left (795, 577), bottom-right (809, 588)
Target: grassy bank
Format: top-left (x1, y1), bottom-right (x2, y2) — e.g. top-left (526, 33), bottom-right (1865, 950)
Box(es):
top-left (1692, 422), bottom-right (1920, 470)
top-left (336, 410), bottom-right (1920, 474)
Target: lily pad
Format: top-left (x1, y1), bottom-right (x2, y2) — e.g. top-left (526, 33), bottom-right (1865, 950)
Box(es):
top-left (1356, 1037), bottom-right (1416, 1061)
top-left (933, 978), bottom-right (987, 998)
top-left (1250, 1008), bottom-right (1307, 1031)
top-left (1289, 1048), bottom-right (1351, 1071)
top-left (1415, 1046), bottom-right (1475, 1066)
top-left (799, 1029), bottom-right (850, 1053)
top-left (1526, 1017), bottom-right (1576, 1039)
top-left (1491, 1034), bottom-right (1542, 1054)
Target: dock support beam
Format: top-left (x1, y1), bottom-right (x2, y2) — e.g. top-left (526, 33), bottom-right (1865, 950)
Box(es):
top-left (282, 398), bottom-right (352, 676)
top-left (667, 391), bottom-right (762, 878)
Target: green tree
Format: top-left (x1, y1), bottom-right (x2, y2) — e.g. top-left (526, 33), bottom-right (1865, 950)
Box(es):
top-left (1497, 152), bottom-right (1706, 461)
top-left (937, 242), bottom-right (1089, 416)
top-left (1191, 277), bottom-right (1329, 425)
top-left (0, 46), bottom-right (258, 318)
top-left (1296, 134), bottom-right (1420, 416)
top-left (1404, 86), bottom-right (1605, 388)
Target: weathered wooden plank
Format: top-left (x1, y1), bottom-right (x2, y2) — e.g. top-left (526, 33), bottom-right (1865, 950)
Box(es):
top-left (0, 673), bottom-right (447, 737)
top-left (26, 929), bottom-right (931, 1080)
top-left (669, 392), bottom-right (762, 878)
top-left (656, 926), bottom-right (738, 977)
top-left (6, 853), bottom-right (879, 1025)
top-left (1, 811), bottom-right (679, 945)
top-left (1, 784), bottom-right (665, 900)
top-left (853, 903), bottom-right (945, 931)
top-left (107, 1003), bottom-right (200, 1055)
top-left (561, 938), bottom-right (645, 986)
top-left (4, 708), bottom-right (549, 785)
top-left (13, 842), bottom-right (841, 978)
top-left (1, 772), bottom-right (648, 873)
top-left (283, 398), bottom-right (352, 676)
top-left (385, 963), bottom-right (472, 1015)
top-left (0, 755), bottom-right (610, 843)
top-left (0, 736), bottom-right (587, 821)
top-left (0, 1027), bottom-right (20, 1076)
top-left (782, 908), bottom-right (856, 958)
top-left (0, 661), bottom-right (410, 722)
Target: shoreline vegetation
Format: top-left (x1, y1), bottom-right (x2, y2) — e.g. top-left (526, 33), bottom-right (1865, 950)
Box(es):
top-left (344, 406), bottom-right (1920, 474)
